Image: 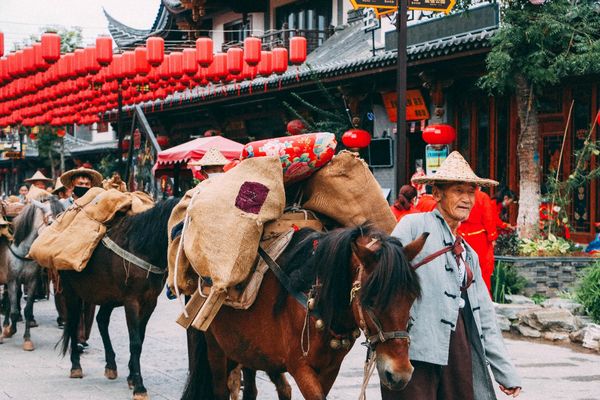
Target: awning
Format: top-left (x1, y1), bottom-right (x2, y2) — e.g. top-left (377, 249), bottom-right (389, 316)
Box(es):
top-left (153, 136), bottom-right (245, 179)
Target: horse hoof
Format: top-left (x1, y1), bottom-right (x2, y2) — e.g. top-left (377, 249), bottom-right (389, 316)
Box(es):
top-left (133, 392), bottom-right (149, 400)
top-left (70, 369), bottom-right (83, 379)
top-left (29, 320), bottom-right (38, 328)
top-left (23, 340), bottom-right (34, 351)
top-left (128, 379), bottom-right (134, 390)
top-left (3, 326), bottom-right (12, 338)
top-left (105, 368), bottom-right (118, 380)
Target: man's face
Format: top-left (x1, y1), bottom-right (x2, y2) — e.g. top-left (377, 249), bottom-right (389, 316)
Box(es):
top-left (32, 181), bottom-right (46, 189)
top-left (433, 182), bottom-right (476, 224)
top-left (72, 176), bottom-right (91, 188)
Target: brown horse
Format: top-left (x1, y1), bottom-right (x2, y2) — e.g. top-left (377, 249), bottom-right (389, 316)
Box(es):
top-left (58, 198), bottom-right (179, 400)
top-left (182, 223), bottom-right (426, 400)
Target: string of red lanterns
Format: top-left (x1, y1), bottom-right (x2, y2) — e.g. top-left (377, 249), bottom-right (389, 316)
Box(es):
top-left (0, 32), bottom-right (308, 132)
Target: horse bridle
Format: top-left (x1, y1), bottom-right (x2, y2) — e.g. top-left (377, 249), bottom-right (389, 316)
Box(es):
top-left (350, 238), bottom-right (411, 353)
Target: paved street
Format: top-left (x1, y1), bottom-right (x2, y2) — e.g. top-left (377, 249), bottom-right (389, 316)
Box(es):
top-left (1, 293), bottom-right (599, 400)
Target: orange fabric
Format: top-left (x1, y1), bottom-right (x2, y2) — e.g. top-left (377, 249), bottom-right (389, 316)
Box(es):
top-left (391, 204), bottom-right (420, 223)
top-left (458, 190), bottom-right (497, 296)
top-left (540, 202), bottom-right (571, 239)
top-left (415, 194), bottom-right (437, 212)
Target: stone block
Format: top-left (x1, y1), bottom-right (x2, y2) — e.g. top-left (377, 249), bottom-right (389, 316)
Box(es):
top-left (518, 323), bottom-right (541, 338)
top-left (582, 324), bottom-right (600, 351)
top-left (535, 267), bottom-right (548, 273)
top-left (504, 295), bottom-right (535, 305)
top-left (561, 266), bottom-right (573, 273)
top-left (519, 307), bottom-right (577, 332)
top-left (495, 303), bottom-right (538, 320)
top-left (547, 272), bottom-right (559, 278)
top-left (497, 315), bottom-right (511, 332)
top-left (541, 298), bottom-right (584, 315)
top-left (548, 282), bottom-right (560, 288)
top-left (542, 331), bottom-right (569, 341)
top-left (575, 316), bottom-right (593, 327)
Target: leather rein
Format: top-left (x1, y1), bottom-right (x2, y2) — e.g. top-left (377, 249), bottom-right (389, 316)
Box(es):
top-left (7, 207), bottom-right (53, 261)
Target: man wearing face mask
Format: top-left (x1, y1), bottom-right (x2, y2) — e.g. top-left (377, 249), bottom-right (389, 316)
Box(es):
top-left (188, 146), bottom-right (230, 180)
top-left (57, 165), bottom-right (103, 351)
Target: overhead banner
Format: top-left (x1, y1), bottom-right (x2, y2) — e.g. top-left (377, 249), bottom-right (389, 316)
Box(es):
top-left (382, 90), bottom-right (430, 122)
top-left (350, 0), bottom-right (398, 9)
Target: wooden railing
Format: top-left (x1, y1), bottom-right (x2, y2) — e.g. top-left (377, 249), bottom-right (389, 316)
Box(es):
top-left (222, 23), bottom-right (335, 55)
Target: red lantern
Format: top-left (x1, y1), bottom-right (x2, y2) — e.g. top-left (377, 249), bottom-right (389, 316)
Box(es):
top-left (272, 47), bottom-right (288, 75)
top-left (258, 51), bottom-right (273, 77)
top-left (243, 36), bottom-right (262, 66)
top-left (342, 129), bottom-right (371, 149)
top-left (41, 32), bottom-right (61, 64)
top-left (33, 42), bottom-right (49, 72)
top-left (74, 48), bottom-right (87, 77)
top-left (169, 52), bottom-right (184, 80)
top-left (156, 135), bottom-right (169, 147)
top-left (0, 31), bottom-right (3, 58)
top-left (23, 46), bottom-right (36, 75)
top-left (196, 37), bottom-right (213, 68)
top-left (422, 124), bottom-right (456, 145)
top-left (134, 47), bottom-right (151, 76)
top-left (146, 37), bottom-right (164, 67)
top-left (182, 48), bottom-right (198, 77)
top-left (213, 53), bottom-right (228, 81)
top-left (227, 47), bottom-right (243, 76)
top-left (56, 129), bottom-right (66, 137)
top-left (287, 119), bottom-right (306, 135)
top-left (29, 132), bottom-right (38, 140)
top-left (122, 136), bottom-right (130, 151)
top-left (596, 111), bottom-right (600, 126)
top-left (96, 36), bottom-right (113, 66)
top-left (289, 36), bottom-right (307, 65)
top-left (122, 51), bottom-right (136, 79)
top-left (84, 46), bottom-right (101, 75)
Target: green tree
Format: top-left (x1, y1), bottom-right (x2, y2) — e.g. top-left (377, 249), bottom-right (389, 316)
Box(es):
top-left (12, 26), bottom-right (83, 53)
top-left (479, 0), bottom-right (600, 239)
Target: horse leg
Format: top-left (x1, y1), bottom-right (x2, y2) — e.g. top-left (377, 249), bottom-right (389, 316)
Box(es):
top-left (240, 367), bottom-right (256, 400)
top-left (4, 279), bottom-right (20, 338)
top-left (123, 299), bottom-right (148, 400)
top-left (22, 277), bottom-right (37, 351)
top-left (63, 283), bottom-right (83, 379)
top-left (96, 305), bottom-right (118, 379)
top-left (205, 329), bottom-right (232, 400)
top-left (268, 373), bottom-right (292, 400)
top-left (228, 363), bottom-right (243, 400)
top-left (288, 364), bottom-right (328, 400)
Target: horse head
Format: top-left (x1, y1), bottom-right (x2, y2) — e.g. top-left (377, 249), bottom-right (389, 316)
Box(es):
top-left (348, 226), bottom-right (427, 391)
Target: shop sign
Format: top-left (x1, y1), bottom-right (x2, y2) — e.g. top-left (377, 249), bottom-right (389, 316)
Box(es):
top-left (425, 144), bottom-right (448, 175)
top-left (4, 151), bottom-right (24, 159)
top-left (382, 90), bottom-right (430, 122)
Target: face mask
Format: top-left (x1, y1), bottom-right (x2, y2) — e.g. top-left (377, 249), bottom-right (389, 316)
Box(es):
top-left (73, 186), bottom-right (90, 198)
top-left (208, 173), bottom-right (223, 179)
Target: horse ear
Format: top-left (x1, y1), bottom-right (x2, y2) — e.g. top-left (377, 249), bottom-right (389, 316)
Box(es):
top-left (402, 232), bottom-right (429, 263)
top-left (351, 241), bottom-right (377, 268)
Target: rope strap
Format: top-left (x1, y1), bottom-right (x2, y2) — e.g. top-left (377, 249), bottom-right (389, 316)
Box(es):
top-left (101, 236), bottom-right (164, 275)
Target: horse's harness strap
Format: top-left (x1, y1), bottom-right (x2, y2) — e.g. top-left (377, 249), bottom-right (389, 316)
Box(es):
top-left (257, 245), bottom-right (321, 320)
top-left (101, 236), bottom-right (164, 275)
top-left (8, 244), bottom-right (32, 261)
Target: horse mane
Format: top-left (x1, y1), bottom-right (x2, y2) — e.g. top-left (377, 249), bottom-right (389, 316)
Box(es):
top-left (12, 196), bottom-right (65, 246)
top-left (273, 224), bottom-right (421, 333)
top-left (108, 198), bottom-right (180, 269)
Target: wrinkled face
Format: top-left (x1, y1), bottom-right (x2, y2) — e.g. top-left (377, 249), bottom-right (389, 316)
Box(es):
top-left (19, 186), bottom-right (29, 196)
top-left (32, 181), bottom-right (46, 189)
top-left (433, 182), bottom-right (476, 224)
top-left (72, 176), bottom-right (91, 188)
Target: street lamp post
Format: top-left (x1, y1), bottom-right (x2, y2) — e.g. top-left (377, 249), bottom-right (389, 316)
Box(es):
top-left (396, 0), bottom-right (408, 191)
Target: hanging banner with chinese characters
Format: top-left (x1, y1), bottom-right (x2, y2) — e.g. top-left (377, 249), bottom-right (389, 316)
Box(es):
top-left (382, 90), bottom-right (430, 122)
top-left (350, 0), bottom-right (456, 18)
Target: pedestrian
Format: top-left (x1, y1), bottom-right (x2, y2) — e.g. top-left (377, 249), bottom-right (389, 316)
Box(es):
top-left (23, 170), bottom-right (53, 190)
top-left (490, 188), bottom-right (517, 233)
top-left (188, 146), bottom-right (230, 179)
top-left (391, 184), bottom-right (420, 223)
top-left (384, 151), bottom-right (521, 400)
top-left (56, 166), bottom-right (103, 350)
top-left (18, 185), bottom-right (29, 203)
top-left (457, 188), bottom-right (499, 296)
top-left (414, 186), bottom-right (437, 212)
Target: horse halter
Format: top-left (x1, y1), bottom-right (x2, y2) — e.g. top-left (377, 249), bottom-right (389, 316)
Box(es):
top-left (351, 238), bottom-right (411, 353)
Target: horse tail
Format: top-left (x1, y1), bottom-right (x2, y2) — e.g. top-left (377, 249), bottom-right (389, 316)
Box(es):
top-left (59, 296), bottom-right (82, 357)
top-left (181, 327), bottom-right (215, 400)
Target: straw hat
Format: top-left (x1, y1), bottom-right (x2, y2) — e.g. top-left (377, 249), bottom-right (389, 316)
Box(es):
top-left (411, 151), bottom-right (498, 188)
top-left (60, 167), bottom-right (103, 188)
top-left (188, 146), bottom-right (230, 167)
top-left (23, 170), bottom-right (53, 183)
top-left (51, 179), bottom-right (66, 195)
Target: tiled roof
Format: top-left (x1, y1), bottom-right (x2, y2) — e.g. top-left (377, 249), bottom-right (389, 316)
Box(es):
top-left (104, 3), bottom-right (171, 50)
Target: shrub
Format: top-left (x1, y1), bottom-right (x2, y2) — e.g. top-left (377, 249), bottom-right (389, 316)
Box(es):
top-left (575, 259), bottom-right (600, 323)
top-left (491, 261), bottom-right (528, 303)
top-left (495, 232), bottom-right (521, 256)
top-left (519, 234), bottom-right (581, 257)
top-left (530, 293), bottom-right (546, 305)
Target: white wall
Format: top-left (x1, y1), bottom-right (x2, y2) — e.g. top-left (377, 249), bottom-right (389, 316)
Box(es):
top-left (212, 12), bottom-right (265, 52)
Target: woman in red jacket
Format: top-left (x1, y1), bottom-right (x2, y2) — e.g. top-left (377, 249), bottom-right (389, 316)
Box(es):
top-left (390, 185), bottom-right (420, 223)
top-left (490, 189), bottom-right (517, 234)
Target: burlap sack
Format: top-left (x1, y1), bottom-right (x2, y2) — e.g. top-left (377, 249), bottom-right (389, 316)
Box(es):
top-left (28, 188), bottom-right (132, 271)
top-left (102, 174), bottom-right (128, 192)
top-left (302, 150), bottom-right (397, 235)
top-left (2, 202), bottom-right (25, 217)
top-left (183, 156), bottom-right (285, 292)
top-left (25, 187), bottom-right (51, 203)
top-left (127, 192), bottom-right (155, 214)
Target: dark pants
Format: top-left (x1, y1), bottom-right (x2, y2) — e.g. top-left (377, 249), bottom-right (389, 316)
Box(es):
top-left (381, 309), bottom-right (474, 400)
top-left (77, 301), bottom-right (96, 344)
top-left (54, 286), bottom-right (68, 324)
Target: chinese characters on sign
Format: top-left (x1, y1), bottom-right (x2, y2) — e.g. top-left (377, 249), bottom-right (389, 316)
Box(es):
top-left (382, 90), bottom-right (431, 122)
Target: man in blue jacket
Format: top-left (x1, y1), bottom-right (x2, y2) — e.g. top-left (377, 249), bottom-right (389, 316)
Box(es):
top-left (382, 151), bottom-right (521, 400)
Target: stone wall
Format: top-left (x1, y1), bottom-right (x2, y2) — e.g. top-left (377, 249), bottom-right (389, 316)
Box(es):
top-left (495, 256), bottom-right (597, 298)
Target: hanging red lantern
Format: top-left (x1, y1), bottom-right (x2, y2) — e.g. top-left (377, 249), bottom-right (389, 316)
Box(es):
top-left (289, 36), bottom-right (307, 65)
top-left (29, 132), bottom-right (38, 140)
top-left (74, 48), bottom-right (87, 77)
top-left (56, 129), bottom-right (66, 137)
top-left (196, 37), bottom-right (213, 68)
top-left (422, 124), bottom-right (456, 145)
top-left (146, 37), bottom-right (164, 67)
top-left (258, 51), bottom-right (273, 77)
top-left (41, 32), bottom-right (61, 64)
top-left (287, 119), bottom-right (306, 135)
top-left (122, 136), bottom-right (130, 151)
top-left (84, 46), bottom-right (102, 75)
top-left (213, 53), bottom-right (228, 81)
top-left (596, 111), bottom-right (600, 126)
top-left (32, 42), bottom-right (49, 72)
top-left (243, 36), bottom-right (262, 66)
top-left (122, 51), bottom-right (136, 79)
top-left (182, 48), bottom-right (198, 77)
top-left (0, 31), bottom-right (3, 58)
top-left (156, 135), bottom-right (169, 148)
top-left (111, 54), bottom-right (124, 81)
top-left (227, 47), bottom-right (244, 76)
top-left (272, 47), bottom-right (288, 75)
top-left (169, 51), bottom-right (184, 80)
top-left (96, 36), bottom-right (113, 66)
top-left (342, 129), bottom-right (371, 149)
top-left (23, 46), bottom-right (36, 75)
top-left (134, 47), bottom-right (151, 76)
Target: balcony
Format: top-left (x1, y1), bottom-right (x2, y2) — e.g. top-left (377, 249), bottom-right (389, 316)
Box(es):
top-left (222, 23), bottom-right (335, 56)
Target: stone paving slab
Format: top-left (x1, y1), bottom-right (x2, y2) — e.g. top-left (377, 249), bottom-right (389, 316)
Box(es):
top-left (1, 292), bottom-right (599, 399)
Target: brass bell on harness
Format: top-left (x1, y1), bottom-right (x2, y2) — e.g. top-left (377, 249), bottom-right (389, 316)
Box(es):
top-left (315, 319), bottom-right (325, 331)
top-left (351, 328), bottom-right (361, 339)
top-left (307, 297), bottom-right (316, 310)
top-left (341, 339), bottom-right (351, 348)
top-left (330, 339), bottom-right (341, 349)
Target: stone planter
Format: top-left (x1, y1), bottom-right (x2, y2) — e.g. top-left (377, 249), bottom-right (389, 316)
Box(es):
top-left (495, 256), bottom-right (597, 298)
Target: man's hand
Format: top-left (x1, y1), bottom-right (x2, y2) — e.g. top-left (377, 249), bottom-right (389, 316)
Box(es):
top-left (491, 240), bottom-right (497, 248)
top-left (507, 224), bottom-right (516, 231)
top-left (499, 385), bottom-right (521, 397)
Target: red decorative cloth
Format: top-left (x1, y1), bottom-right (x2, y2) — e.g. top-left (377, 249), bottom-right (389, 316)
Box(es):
top-left (415, 194), bottom-right (437, 212)
top-left (458, 190), bottom-right (497, 296)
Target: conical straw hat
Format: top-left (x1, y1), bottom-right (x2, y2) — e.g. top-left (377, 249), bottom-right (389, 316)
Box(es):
top-left (60, 167), bottom-right (103, 188)
top-left (411, 151), bottom-right (498, 187)
top-left (51, 179), bottom-right (65, 194)
top-left (24, 170), bottom-right (53, 183)
top-left (188, 146), bottom-right (230, 167)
